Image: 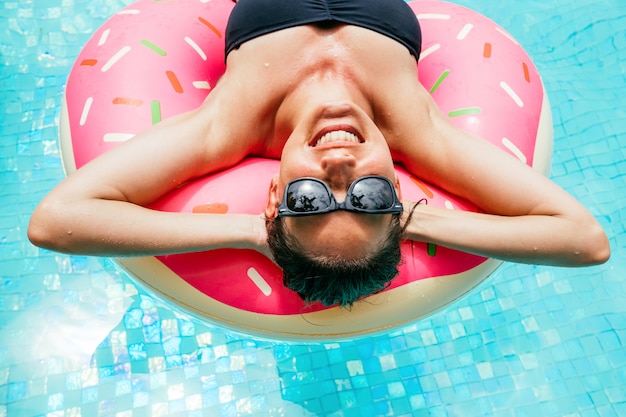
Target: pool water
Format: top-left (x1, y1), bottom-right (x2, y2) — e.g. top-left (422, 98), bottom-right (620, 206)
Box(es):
top-left (1, 0), bottom-right (625, 416)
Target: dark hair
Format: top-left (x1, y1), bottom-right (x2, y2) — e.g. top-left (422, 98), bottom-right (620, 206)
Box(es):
top-left (266, 213), bottom-right (409, 308)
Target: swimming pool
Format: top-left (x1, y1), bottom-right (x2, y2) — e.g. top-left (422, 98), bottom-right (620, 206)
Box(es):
top-left (1, 0), bottom-right (624, 415)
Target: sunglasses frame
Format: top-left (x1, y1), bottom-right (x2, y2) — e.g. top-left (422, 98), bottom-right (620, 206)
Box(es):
top-left (277, 175), bottom-right (403, 217)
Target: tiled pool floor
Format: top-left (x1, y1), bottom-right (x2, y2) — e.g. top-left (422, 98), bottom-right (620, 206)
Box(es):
top-left (1, 0), bottom-right (625, 416)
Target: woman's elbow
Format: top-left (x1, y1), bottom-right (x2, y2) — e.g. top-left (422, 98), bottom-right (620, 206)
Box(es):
top-left (28, 201), bottom-right (69, 252)
top-left (578, 223), bottom-right (610, 266)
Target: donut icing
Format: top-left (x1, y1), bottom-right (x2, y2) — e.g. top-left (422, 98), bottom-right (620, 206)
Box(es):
top-left (59, 0), bottom-right (552, 340)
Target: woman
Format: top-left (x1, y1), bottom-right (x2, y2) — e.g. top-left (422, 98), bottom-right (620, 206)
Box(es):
top-left (28, 0), bottom-right (610, 306)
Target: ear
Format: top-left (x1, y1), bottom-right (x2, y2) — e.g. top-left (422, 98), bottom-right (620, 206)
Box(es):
top-left (265, 174), bottom-right (281, 218)
top-left (393, 172), bottom-right (403, 200)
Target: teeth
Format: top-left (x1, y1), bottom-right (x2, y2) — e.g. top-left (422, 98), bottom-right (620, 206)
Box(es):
top-left (316, 130), bottom-right (360, 146)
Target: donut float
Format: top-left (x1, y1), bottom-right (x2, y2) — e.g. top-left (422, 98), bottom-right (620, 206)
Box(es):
top-left (59, 0), bottom-right (553, 340)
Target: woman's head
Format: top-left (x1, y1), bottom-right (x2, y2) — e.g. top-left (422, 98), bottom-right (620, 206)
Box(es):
top-left (265, 93), bottom-right (407, 306)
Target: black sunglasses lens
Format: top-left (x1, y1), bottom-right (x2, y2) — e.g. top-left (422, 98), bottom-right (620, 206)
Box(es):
top-left (350, 178), bottom-right (395, 210)
top-left (286, 180), bottom-right (331, 213)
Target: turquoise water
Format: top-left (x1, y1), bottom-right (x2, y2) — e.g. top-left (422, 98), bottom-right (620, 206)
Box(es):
top-left (1, 0), bottom-right (625, 415)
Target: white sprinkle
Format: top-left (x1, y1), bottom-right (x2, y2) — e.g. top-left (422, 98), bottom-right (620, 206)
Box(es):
top-left (495, 27), bottom-right (519, 45)
top-left (418, 43), bottom-right (440, 62)
top-left (247, 267), bottom-right (272, 296)
top-left (103, 133), bottom-right (135, 143)
top-left (500, 81), bottom-right (524, 107)
top-left (416, 13), bottom-right (451, 20)
top-left (79, 97), bottom-right (93, 126)
top-left (192, 81), bottom-right (211, 90)
top-left (457, 23), bottom-right (473, 40)
top-left (98, 29), bottom-right (110, 47)
top-left (101, 46), bottom-right (131, 72)
top-left (185, 36), bottom-right (207, 61)
top-left (502, 137), bottom-right (527, 164)
top-left (444, 200), bottom-right (455, 210)
top-left (117, 9), bottom-right (140, 15)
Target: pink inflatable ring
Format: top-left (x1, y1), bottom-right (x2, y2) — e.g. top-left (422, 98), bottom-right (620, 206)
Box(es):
top-left (59, 0), bottom-right (553, 340)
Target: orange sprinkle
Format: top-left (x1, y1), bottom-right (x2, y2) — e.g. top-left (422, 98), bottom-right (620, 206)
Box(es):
top-left (80, 59), bottom-right (98, 67)
top-left (483, 43), bottom-right (492, 58)
top-left (112, 97), bottom-right (143, 107)
top-left (198, 16), bottom-right (222, 38)
top-left (409, 177), bottom-right (434, 199)
top-left (192, 203), bottom-right (229, 214)
top-left (166, 70), bottom-right (183, 94)
top-left (523, 62), bottom-right (531, 83)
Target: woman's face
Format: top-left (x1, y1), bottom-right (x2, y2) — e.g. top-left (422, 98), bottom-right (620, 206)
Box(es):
top-left (265, 79), bottom-right (400, 260)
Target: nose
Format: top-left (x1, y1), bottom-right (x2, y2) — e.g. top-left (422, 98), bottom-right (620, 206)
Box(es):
top-left (320, 150), bottom-right (357, 189)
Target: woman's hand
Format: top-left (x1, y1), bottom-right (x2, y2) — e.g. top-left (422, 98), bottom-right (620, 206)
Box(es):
top-left (248, 213), bottom-right (274, 261)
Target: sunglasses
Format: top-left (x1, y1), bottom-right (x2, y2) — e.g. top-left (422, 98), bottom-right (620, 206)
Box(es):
top-left (277, 175), bottom-right (403, 217)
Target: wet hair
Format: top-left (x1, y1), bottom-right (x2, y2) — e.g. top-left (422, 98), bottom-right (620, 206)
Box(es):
top-left (266, 203), bottom-right (421, 308)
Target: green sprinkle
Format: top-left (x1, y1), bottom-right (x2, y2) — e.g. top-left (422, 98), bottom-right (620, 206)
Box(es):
top-left (448, 107), bottom-right (482, 117)
top-left (151, 100), bottom-right (161, 125)
top-left (140, 39), bottom-right (167, 56)
top-left (427, 243), bottom-right (437, 256)
top-left (429, 70), bottom-right (450, 94)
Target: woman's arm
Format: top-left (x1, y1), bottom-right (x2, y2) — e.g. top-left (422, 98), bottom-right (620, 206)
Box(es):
top-left (395, 86), bottom-right (610, 267)
top-left (28, 98), bottom-right (268, 257)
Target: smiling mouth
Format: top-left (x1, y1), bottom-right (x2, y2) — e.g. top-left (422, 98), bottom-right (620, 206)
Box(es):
top-left (311, 129), bottom-right (364, 147)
